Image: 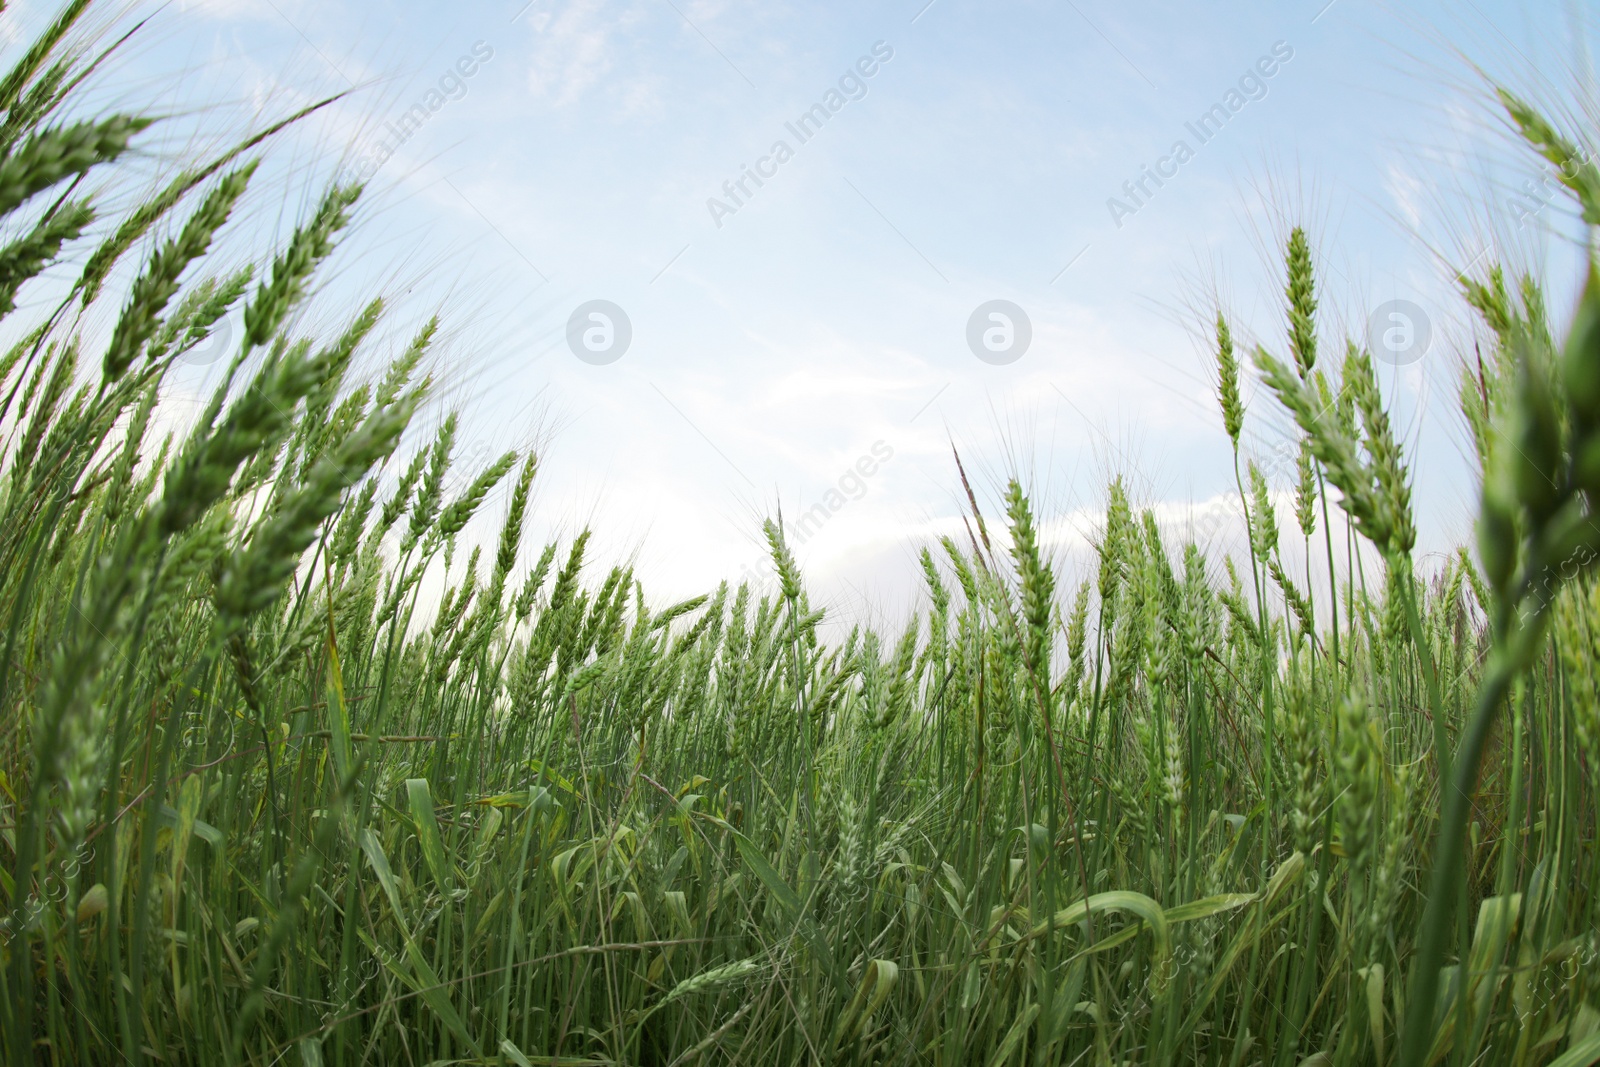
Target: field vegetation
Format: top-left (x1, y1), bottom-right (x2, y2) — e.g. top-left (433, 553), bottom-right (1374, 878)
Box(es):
top-left (0, 5), bottom-right (1597, 1065)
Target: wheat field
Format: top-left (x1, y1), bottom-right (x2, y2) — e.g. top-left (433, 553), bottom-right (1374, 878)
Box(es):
top-left (0, 6), bottom-right (1597, 1066)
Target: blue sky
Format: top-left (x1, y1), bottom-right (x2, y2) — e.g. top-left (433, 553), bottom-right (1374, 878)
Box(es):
top-left (17, 0), bottom-right (1597, 619)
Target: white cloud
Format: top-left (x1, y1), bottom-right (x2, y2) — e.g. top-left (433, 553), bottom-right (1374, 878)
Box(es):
top-left (524, 0), bottom-right (647, 109)
top-left (1386, 160), bottom-right (1427, 230)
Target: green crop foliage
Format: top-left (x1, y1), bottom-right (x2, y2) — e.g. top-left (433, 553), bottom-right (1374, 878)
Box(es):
top-left (0, 8), bottom-right (1596, 1067)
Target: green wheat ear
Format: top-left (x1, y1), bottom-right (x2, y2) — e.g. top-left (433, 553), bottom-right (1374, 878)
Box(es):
top-left (1254, 341), bottom-right (1402, 559)
top-left (432, 450), bottom-right (517, 544)
top-left (1285, 227), bottom-right (1318, 378)
top-left (242, 182), bottom-right (362, 348)
top-left (918, 545), bottom-right (950, 618)
top-left (1215, 311), bottom-right (1243, 446)
top-left (0, 0), bottom-right (91, 117)
top-left (494, 453), bottom-right (540, 582)
top-left (403, 412), bottom-right (459, 553)
top-left (102, 162), bottom-right (258, 381)
top-left (146, 266), bottom-right (253, 364)
top-left (1246, 461), bottom-right (1278, 562)
top-left (1004, 479), bottom-right (1053, 678)
top-left (0, 114), bottom-right (149, 218)
top-left (1497, 88), bottom-right (1600, 222)
top-left (1294, 437), bottom-right (1317, 538)
top-left (216, 384), bottom-right (421, 627)
top-left (763, 517), bottom-right (803, 602)
top-left (0, 199), bottom-right (95, 316)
